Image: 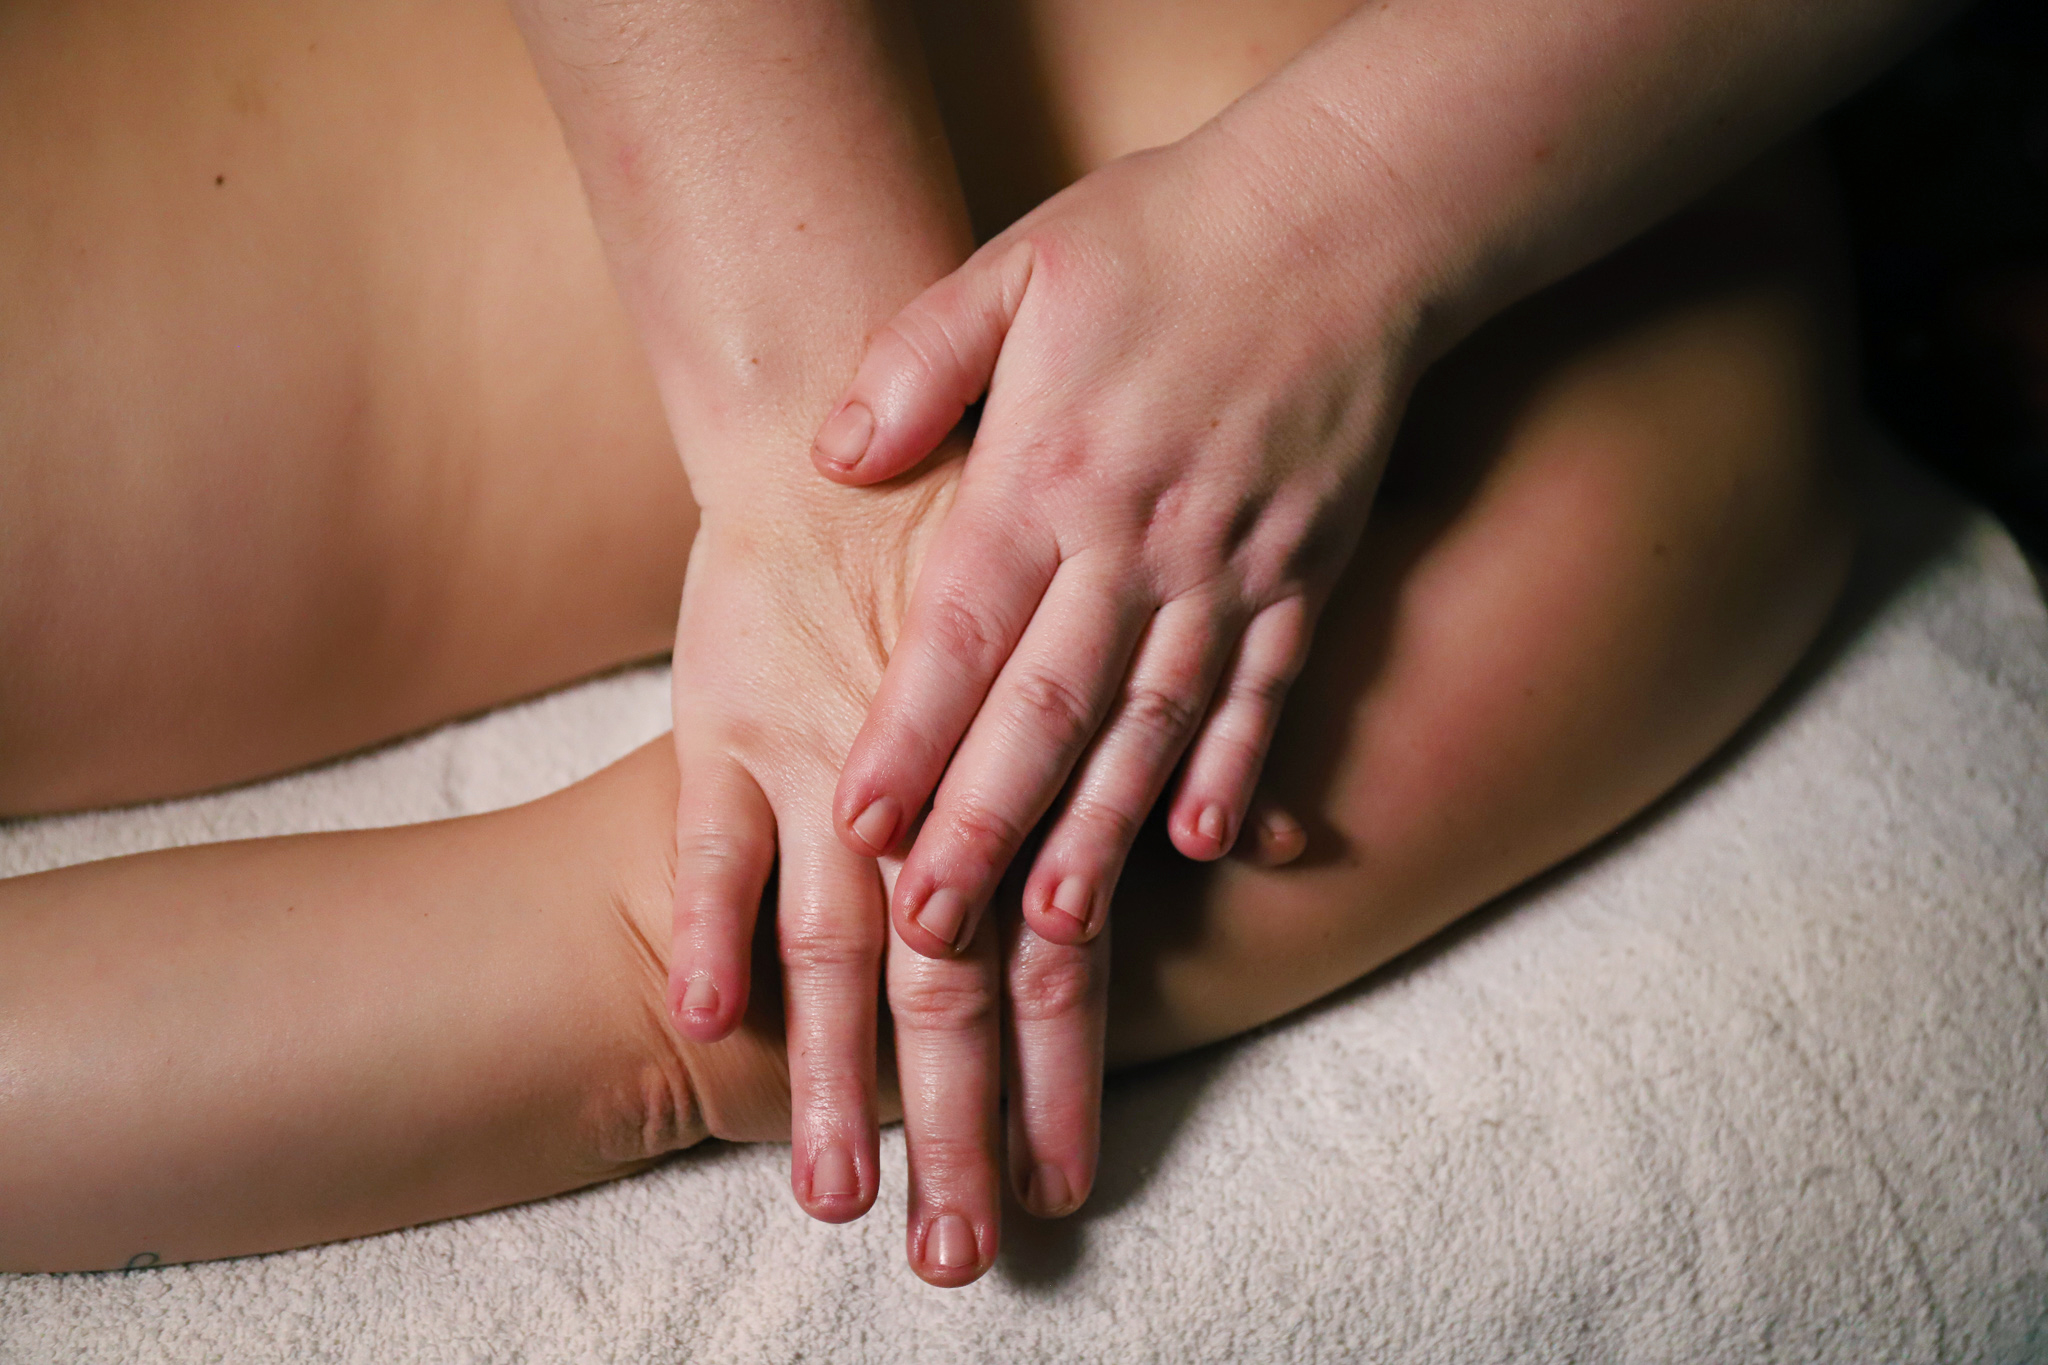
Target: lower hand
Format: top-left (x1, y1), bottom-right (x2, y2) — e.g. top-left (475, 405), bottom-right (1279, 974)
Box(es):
top-left (662, 435), bottom-right (1109, 1285)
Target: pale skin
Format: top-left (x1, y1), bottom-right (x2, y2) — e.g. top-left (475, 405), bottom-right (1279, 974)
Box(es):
top-left (505, 0), bottom-right (1951, 1286)
top-left (0, 0), bottom-right (1879, 1282)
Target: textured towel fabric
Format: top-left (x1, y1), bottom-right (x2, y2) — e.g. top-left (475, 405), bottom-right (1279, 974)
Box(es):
top-left (3, 442), bottom-right (2045, 1364)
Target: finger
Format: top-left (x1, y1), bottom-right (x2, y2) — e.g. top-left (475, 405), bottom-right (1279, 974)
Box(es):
top-left (667, 746), bottom-right (776, 1043)
top-left (890, 559), bottom-right (1147, 958)
top-left (812, 239), bottom-right (1035, 485)
top-left (1021, 595), bottom-right (1224, 945)
top-left (1005, 916), bottom-right (1109, 1219)
top-left (1170, 595), bottom-right (1315, 861)
top-left (1233, 797), bottom-right (1310, 867)
top-left (888, 901), bottom-right (1003, 1286)
top-left (778, 814), bottom-right (886, 1224)
top-left (833, 499), bottom-right (1059, 859)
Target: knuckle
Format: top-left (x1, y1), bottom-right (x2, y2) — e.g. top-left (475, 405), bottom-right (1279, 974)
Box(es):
top-left (1016, 225), bottom-right (1106, 308)
top-left (1021, 430), bottom-right (1100, 488)
top-left (891, 971), bottom-right (1000, 1033)
top-left (945, 802), bottom-right (1027, 868)
top-left (1141, 483), bottom-right (1229, 566)
top-left (1228, 665), bottom-right (1296, 712)
top-left (878, 306), bottom-right (963, 389)
top-left (1008, 667), bottom-right (1098, 744)
top-left (1058, 797), bottom-right (1142, 861)
top-left (780, 925), bottom-right (880, 980)
top-left (672, 840), bottom-right (763, 920)
top-left (675, 827), bottom-right (753, 874)
top-left (905, 1132), bottom-right (996, 1186)
top-left (1007, 948), bottom-right (1100, 1024)
top-left (1015, 227), bottom-right (1069, 290)
top-left (1119, 680), bottom-right (1203, 741)
top-left (924, 592), bottom-right (1009, 678)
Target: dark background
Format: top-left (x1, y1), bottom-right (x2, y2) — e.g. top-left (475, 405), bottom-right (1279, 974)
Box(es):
top-left (1830, 0), bottom-right (2048, 559)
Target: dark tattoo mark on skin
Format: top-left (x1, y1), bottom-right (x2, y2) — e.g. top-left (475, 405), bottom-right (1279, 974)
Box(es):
top-left (121, 1251), bottom-right (161, 1270)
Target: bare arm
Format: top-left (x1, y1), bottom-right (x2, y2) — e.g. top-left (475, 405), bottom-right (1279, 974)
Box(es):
top-left (806, 0), bottom-right (1952, 981)
top-left (507, 0), bottom-right (971, 465)
top-left (509, 0), bottom-right (1104, 1286)
top-left (0, 763), bottom-right (713, 1273)
top-left (1218, 0), bottom-right (1959, 355)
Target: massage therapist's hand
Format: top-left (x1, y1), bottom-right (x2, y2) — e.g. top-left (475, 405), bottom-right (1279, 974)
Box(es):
top-left (814, 128), bottom-right (1413, 960)
top-left (663, 438), bottom-right (1111, 1286)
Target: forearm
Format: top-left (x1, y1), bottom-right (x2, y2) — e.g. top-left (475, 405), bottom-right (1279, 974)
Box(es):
top-left (1202, 0), bottom-right (1955, 364)
top-left (0, 769), bottom-right (692, 1273)
top-left (509, 0), bottom-right (973, 501)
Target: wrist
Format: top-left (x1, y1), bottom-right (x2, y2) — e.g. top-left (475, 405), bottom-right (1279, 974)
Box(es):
top-left (1177, 109), bottom-right (1442, 408)
top-left (677, 430), bottom-right (964, 669)
top-left (671, 405), bottom-right (836, 521)
top-left (1194, 8), bottom-right (1580, 381)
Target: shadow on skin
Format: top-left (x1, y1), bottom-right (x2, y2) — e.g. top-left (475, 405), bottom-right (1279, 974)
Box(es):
top-left (1273, 421), bottom-right (1968, 1035)
top-left (993, 419), bottom-right (1966, 1293)
top-left (996, 1043), bottom-right (1220, 1292)
top-left (1637, 428), bottom-right (1967, 813)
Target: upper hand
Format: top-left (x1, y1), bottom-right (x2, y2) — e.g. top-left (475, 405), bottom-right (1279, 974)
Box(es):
top-left (816, 129), bottom-right (1409, 959)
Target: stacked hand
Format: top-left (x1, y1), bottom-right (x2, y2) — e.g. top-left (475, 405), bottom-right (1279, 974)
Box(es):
top-left (527, 0), bottom-right (1946, 1292)
top-left (664, 438), bottom-right (1113, 1286)
top-left (817, 128), bottom-right (1401, 972)
top-left (666, 126), bottom-right (1404, 1287)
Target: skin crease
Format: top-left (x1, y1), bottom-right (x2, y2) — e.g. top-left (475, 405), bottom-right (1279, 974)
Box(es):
top-left (508, 0), bottom-right (1950, 1286)
top-left (0, 0), bottom-right (1862, 1284)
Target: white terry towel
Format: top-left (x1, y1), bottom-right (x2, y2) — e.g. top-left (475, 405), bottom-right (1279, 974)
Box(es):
top-left (3, 439), bottom-right (2045, 1363)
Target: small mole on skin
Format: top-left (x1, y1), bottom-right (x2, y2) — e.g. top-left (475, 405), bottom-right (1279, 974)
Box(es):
top-left (1653, 541), bottom-right (1669, 558)
top-left (795, 222), bottom-right (806, 232)
top-left (1532, 144), bottom-right (1553, 163)
top-left (1209, 419), bottom-right (1221, 429)
top-left (215, 174), bottom-right (226, 186)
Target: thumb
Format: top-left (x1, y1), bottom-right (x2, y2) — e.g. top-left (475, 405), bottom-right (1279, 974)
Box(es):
top-left (812, 240), bottom-right (1034, 485)
top-left (668, 746), bottom-right (776, 1044)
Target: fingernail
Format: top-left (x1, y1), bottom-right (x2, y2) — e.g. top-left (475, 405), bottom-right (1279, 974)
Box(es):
top-left (1050, 876), bottom-right (1093, 933)
top-left (1260, 808), bottom-right (1307, 864)
top-left (850, 796), bottom-right (901, 854)
top-left (1198, 804), bottom-right (1230, 847)
top-left (915, 887), bottom-right (970, 950)
top-left (814, 400), bottom-right (874, 470)
top-left (1028, 1163), bottom-right (1073, 1216)
top-left (928, 1214), bottom-right (977, 1269)
top-left (679, 973), bottom-right (719, 1019)
top-left (810, 1145), bottom-right (858, 1205)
